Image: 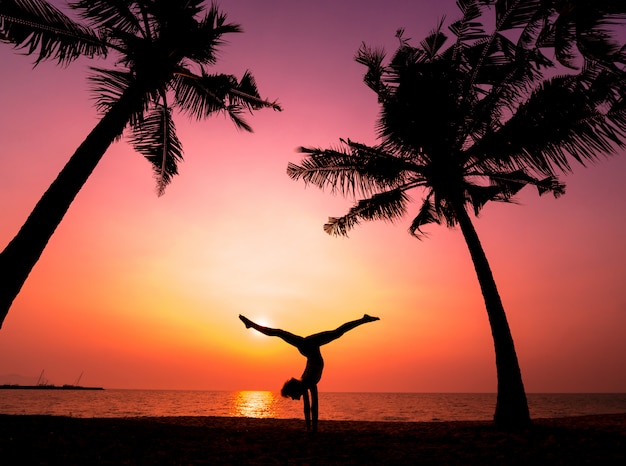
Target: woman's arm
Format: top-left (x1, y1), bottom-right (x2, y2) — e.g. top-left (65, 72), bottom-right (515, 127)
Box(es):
top-left (302, 389), bottom-right (312, 431)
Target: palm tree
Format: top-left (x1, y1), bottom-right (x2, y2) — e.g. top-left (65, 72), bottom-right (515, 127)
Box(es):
top-left (0, 0), bottom-right (280, 327)
top-left (288, 0), bottom-right (625, 428)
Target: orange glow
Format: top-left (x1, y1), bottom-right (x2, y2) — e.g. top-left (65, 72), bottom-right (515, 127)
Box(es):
top-left (1, 1), bottom-right (625, 394)
top-left (231, 391), bottom-right (278, 418)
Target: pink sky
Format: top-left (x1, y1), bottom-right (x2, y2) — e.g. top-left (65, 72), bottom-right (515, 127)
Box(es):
top-left (0, 0), bottom-right (625, 393)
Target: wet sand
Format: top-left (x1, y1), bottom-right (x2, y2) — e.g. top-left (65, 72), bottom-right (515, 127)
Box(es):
top-left (1, 413), bottom-right (625, 465)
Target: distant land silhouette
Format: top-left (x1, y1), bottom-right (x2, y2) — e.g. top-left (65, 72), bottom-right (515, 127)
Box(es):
top-left (0, 384), bottom-right (104, 390)
top-left (0, 371), bottom-right (103, 390)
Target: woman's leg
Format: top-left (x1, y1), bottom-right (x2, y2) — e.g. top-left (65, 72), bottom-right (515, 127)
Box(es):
top-left (307, 314), bottom-right (380, 346)
top-left (239, 315), bottom-right (303, 347)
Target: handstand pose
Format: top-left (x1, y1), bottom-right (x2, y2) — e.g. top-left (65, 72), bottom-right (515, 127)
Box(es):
top-left (239, 314), bottom-right (380, 432)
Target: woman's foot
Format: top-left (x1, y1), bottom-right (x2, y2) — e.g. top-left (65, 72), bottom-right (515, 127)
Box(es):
top-left (239, 315), bottom-right (253, 328)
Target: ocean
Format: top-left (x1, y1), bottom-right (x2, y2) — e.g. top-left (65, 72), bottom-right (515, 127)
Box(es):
top-left (2, 390), bottom-right (626, 422)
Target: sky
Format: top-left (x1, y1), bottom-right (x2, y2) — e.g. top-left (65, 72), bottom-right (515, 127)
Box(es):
top-left (0, 0), bottom-right (625, 393)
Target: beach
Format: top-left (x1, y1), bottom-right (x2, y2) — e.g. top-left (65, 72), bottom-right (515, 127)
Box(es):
top-left (1, 413), bottom-right (625, 465)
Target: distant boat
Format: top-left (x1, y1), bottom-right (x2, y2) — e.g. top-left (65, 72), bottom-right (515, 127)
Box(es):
top-left (0, 370), bottom-right (103, 390)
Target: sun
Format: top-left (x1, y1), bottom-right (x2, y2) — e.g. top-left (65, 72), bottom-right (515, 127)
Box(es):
top-left (255, 317), bottom-right (272, 328)
top-left (240, 315), bottom-right (274, 338)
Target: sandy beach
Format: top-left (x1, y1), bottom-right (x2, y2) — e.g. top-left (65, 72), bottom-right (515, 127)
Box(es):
top-left (1, 413), bottom-right (625, 465)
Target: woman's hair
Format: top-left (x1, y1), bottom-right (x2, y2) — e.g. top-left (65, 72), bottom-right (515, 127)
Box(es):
top-left (281, 377), bottom-right (304, 399)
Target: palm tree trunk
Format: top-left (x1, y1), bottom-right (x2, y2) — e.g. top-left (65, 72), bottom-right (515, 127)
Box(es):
top-left (453, 202), bottom-right (531, 429)
top-left (0, 86), bottom-right (144, 328)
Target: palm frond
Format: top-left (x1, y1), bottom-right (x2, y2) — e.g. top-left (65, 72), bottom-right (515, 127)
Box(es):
top-left (88, 67), bottom-right (138, 114)
top-left (465, 183), bottom-right (510, 215)
top-left (174, 70), bottom-right (280, 131)
top-left (487, 169), bottom-right (534, 198)
top-left (460, 0), bottom-right (543, 102)
top-left (492, 0), bottom-right (542, 31)
top-left (419, 18), bottom-right (448, 60)
top-left (576, 15), bottom-right (626, 69)
top-left (324, 189), bottom-right (409, 237)
top-left (230, 71), bottom-right (281, 111)
top-left (457, 20), bottom-right (555, 155)
top-left (449, 0), bottom-right (488, 43)
top-left (515, 5), bottom-right (551, 55)
top-left (461, 48), bottom-right (541, 149)
top-left (368, 30), bottom-right (472, 156)
top-left (535, 175), bottom-right (565, 197)
top-left (145, 0), bottom-right (204, 24)
top-left (553, 15), bottom-right (579, 69)
top-left (287, 148), bottom-right (365, 194)
top-left (189, 3), bottom-right (242, 65)
top-left (0, 0), bottom-right (107, 65)
top-left (138, 0), bottom-right (240, 67)
top-left (355, 42), bottom-right (388, 99)
top-left (129, 104), bottom-right (183, 196)
top-left (288, 142), bottom-right (411, 197)
top-left (408, 196), bottom-right (441, 239)
top-left (342, 139), bottom-right (420, 186)
top-left (487, 169), bottom-right (565, 199)
top-left (70, 0), bottom-right (143, 37)
top-left (468, 72), bottom-right (626, 176)
top-left (463, 33), bottom-right (530, 88)
top-left (174, 71), bottom-right (246, 127)
top-left (492, 0), bottom-right (626, 69)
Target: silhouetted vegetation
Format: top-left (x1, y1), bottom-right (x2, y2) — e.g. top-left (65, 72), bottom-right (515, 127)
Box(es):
top-left (288, 0), bottom-right (626, 428)
top-left (0, 0), bottom-right (280, 327)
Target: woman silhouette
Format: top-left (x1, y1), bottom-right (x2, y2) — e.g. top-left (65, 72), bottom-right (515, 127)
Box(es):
top-left (239, 314), bottom-right (380, 432)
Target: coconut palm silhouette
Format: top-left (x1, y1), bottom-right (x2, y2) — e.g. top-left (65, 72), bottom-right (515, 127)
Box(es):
top-left (0, 0), bottom-right (280, 327)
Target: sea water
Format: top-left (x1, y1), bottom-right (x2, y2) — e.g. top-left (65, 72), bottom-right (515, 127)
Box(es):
top-left (1, 390), bottom-right (625, 422)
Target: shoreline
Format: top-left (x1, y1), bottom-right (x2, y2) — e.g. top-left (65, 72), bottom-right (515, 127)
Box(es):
top-left (1, 413), bottom-right (625, 464)
top-left (0, 384), bottom-right (104, 390)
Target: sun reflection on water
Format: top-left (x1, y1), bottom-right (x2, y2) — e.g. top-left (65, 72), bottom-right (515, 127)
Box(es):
top-left (231, 390), bottom-right (278, 418)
